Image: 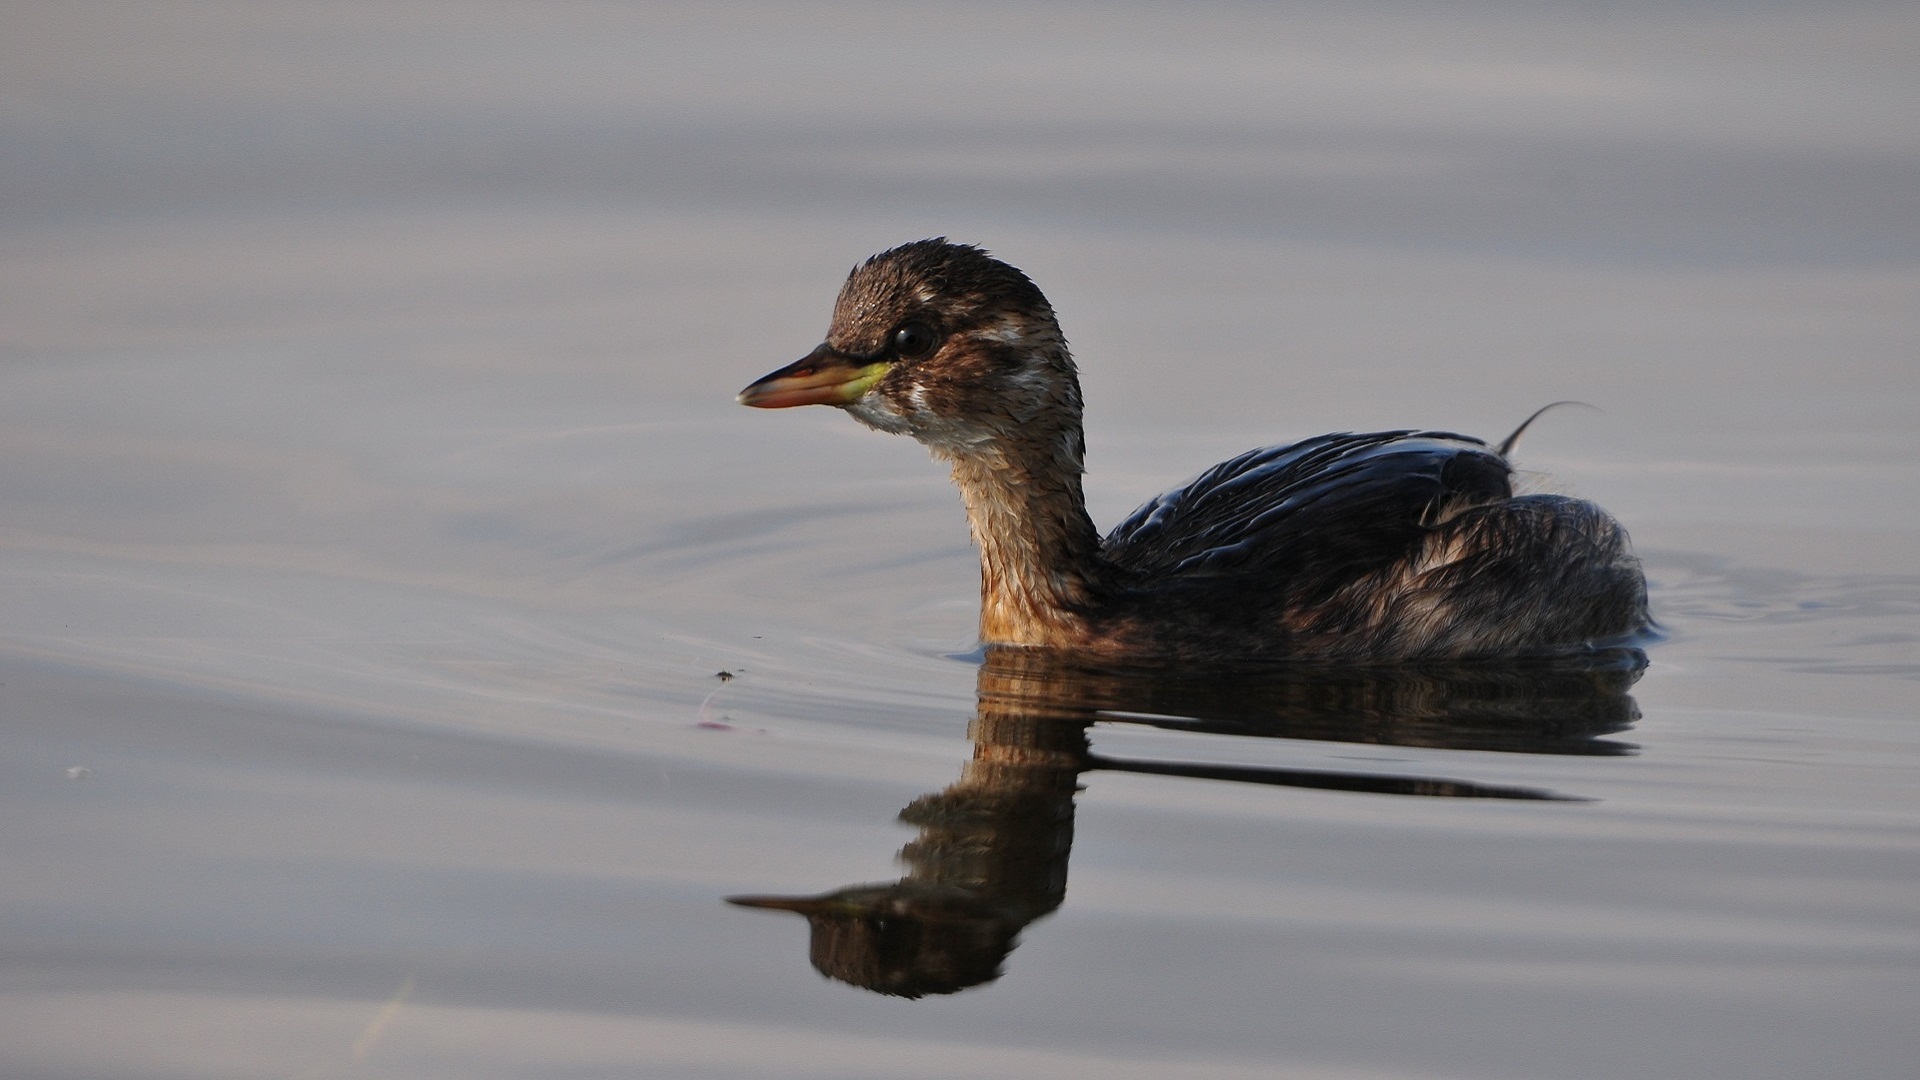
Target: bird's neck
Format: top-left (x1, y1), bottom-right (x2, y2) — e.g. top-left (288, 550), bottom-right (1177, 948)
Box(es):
top-left (941, 428), bottom-right (1104, 648)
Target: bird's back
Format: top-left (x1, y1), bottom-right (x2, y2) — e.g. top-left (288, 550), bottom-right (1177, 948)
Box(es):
top-left (1100, 431), bottom-right (1648, 660)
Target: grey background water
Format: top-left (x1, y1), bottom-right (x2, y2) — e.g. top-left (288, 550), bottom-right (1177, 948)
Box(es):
top-left (3, 3), bottom-right (1916, 1077)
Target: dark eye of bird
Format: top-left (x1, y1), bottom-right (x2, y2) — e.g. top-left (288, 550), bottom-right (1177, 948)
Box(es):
top-left (891, 322), bottom-right (938, 359)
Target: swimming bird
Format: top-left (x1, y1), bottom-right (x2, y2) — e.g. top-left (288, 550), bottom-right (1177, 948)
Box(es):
top-left (738, 239), bottom-right (1648, 662)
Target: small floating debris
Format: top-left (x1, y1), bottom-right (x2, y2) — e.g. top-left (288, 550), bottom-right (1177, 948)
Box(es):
top-left (699, 669), bottom-right (738, 729)
top-left (65, 766), bottom-right (92, 780)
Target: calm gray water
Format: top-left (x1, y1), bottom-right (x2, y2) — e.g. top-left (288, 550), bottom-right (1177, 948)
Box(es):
top-left (3, 4), bottom-right (1917, 1078)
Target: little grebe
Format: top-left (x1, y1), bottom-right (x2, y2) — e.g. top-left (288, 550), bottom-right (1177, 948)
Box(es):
top-left (738, 239), bottom-right (1649, 661)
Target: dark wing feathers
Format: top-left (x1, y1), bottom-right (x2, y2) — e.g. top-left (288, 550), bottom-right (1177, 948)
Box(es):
top-left (1102, 431), bottom-right (1512, 594)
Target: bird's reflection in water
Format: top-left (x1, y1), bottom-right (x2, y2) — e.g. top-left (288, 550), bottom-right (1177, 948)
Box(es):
top-left (729, 645), bottom-right (1645, 998)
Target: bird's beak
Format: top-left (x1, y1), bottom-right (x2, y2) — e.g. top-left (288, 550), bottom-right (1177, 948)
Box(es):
top-left (737, 344), bottom-right (890, 409)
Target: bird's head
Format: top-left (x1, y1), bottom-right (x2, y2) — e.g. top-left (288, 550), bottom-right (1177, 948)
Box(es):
top-left (738, 239), bottom-right (1082, 458)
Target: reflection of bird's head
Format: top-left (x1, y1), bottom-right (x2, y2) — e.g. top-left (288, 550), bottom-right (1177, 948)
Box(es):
top-left (739, 239), bottom-right (1082, 459)
top-left (727, 884), bottom-right (1021, 998)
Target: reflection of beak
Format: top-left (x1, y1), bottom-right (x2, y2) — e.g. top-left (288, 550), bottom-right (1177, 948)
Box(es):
top-left (737, 344), bottom-right (890, 409)
top-left (726, 893), bottom-right (841, 915)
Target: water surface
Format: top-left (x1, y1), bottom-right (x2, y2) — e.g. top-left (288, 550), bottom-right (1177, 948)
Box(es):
top-left (2, 4), bottom-right (1917, 1078)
